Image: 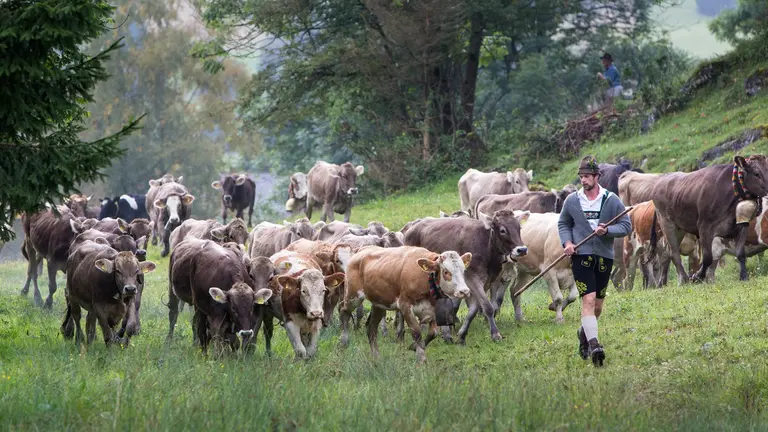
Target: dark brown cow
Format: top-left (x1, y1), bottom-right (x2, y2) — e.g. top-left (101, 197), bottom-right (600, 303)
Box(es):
top-left (145, 174), bottom-right (183, 247)
top-left (403, 210), bottom-right (528, 343)
top-left (91, 217), bottom-right (152, 249)
top-left (458, 168), bottom-right (533, 213)
top-left (305, 161), bottom-right (365, 222)
top-left (247, 219), bottom-right (316, 258)
top-left (651, 156), bottom-right (768, 282)
top-left (340, 247), bottom-right (471, 363)
top-left (285, 172), bottom-right (308, 213)
top-left (61, 240), bottom-right (156, 346)
top-left (168, 238), bottom-right (272, 352)
top-left (265, 250), bottom-right (345, 359)
top-left (170, 218), bottom-right (248, 250)
top-left (151, 182), bottom-right (195, 257)
top-left (474, 188), bottom-right (575, 217)
top-left (20, 205), bottom-right (86, 308)
top-left (211, 174), bottom-right (256, 227)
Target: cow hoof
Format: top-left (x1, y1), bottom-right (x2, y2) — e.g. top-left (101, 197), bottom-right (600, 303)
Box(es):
top-left (160, 249), bottom-right (169, 258)
top-left (555, 317), bottom-right (565, 325)
top-left (491, 332), bottom-right (503, 342)
top-left (20, 288), bottom-right (28, 296)
top-left (548, 302), bottom-right (556, 311)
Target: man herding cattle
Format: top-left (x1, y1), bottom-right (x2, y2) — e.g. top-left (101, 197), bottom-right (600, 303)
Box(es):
top-left (558, 156), bottom-right (631, 367)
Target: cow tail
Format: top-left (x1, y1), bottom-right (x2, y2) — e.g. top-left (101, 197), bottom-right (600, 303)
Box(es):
top-left (649, 210), bottom-right (658, 258)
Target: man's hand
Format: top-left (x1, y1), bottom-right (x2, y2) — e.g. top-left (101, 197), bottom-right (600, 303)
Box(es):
top-left (564, 241), bottom-right (577, 256)
top-left (596, 72), bottom-right (605, 80)
top-left (595, 223), bottom-right (608, 236)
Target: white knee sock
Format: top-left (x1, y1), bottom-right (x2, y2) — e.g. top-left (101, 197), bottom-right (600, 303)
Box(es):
top-left (582, 315), bottom-right (598, 341)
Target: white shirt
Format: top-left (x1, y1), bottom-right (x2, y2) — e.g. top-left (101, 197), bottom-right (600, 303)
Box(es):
top-left (577, 185), bottom-right (609, 231)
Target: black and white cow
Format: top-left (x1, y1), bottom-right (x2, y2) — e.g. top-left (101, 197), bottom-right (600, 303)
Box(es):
top-left (98, 195), bottom-right (150, 222)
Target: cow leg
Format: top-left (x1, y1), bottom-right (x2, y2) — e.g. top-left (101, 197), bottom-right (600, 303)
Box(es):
top-left (161, 228), bottom-right (172, 258)
top-left (367, 307), bottom-right (387, 359)
top-left (196, 311), bottom-right (210, 353)
top-left (60, 302), bottom-right (75, 339)
top-left (626, 246), bottom-right (639, 290)
top-left (691, 228), bottom-right (717, 283)
top-left (305, 196), bottom-right (314, 220)
top-left (71, 304), bottom-right (84, 347)
top-left (423, 321), bottom-right (439, 347)
top-left (401, 305), bottom-right (427, 363)
top-left (306, 320), bottom-right (323, 358)
top-left (395, 311), bottom-right (406, 342)
top-left (343, 207), bottom-right (352, 224)
top-left (150, 214), bottom-right (159, 246)
top-left (247, 204), bottom-right (254, 229)
top-left (734, 224), bottom-right (749, 281)
top-left (22, 245), bottom-right (43, 307)
top-left (221, 205), bottom-right (228, 225)
top-left (43, 259), bottom-right (58, 309)
top-left (166, 291), bottom-right (180, 341)
top-left (657, 215), bottom-right (689, 284)
top-left (322, 202), bottom-right (334, 223)
top-left (544, 272), bottom-right (565, 324)
top-left (95, 310), bottom-right (118, 346)
top-left (511, 274), bottom-right (533, 322)
top-left (20, 240), bottom-right (33, 296)
top-left (284, 321), bottom-right (308, 359)
top-left (339, 294), bottom-right (364, 347)
top-left (86, 311), bottom-right (97, 345)
top-left (263, 316), bottom-right (274, 356)
top-left (379, 312), bottom-right (389, 337)
top-left (353, 303), bottom-right (365, 330)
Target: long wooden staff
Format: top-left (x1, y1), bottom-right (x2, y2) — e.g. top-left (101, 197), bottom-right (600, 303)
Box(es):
top-left (512, 205), bottom-right (634, 298)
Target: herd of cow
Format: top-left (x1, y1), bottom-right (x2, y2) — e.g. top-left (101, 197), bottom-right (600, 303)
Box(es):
top-left (16, 155), bottom-right (768, 362)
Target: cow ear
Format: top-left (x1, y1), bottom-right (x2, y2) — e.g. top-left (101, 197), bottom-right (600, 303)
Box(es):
top-left (478, 212), bottom-right (493, 230)
top-left (355, 165), bottom-right (365, 176)
top-left (209, 287), bottom-right (228, 304)
top-left (211, 181), bottom-right (222, 190)
top-left (94, 259), bottom-right (114, 274)
top-left (506, 171), bottom-right (514, 183)
top-left (181, 194), bottom-right (195, 205)
top-left (69, 219), bottom-right (82, 234)
top-left (117, 218), bottom-right (129, 233)
top-left (515, 211), bottom-right (531, 224)
top-left (348, 228), bottom-right (367, 236)
top-left (154, 199), bottom-right (167, 209)
top-left (276, 276), bottom-right (299, 293)
top-left (86, 193), bottom-right (94, 202)
top-left (176, 176), bottom-right (184, 184)
top-left (236, 175), bottom-right (247, 186)
top-left (417, 258), bottom-right (439, 273)
top-left (439, 210), bottom-right (448, 218)
top-left (140, 261), bottom-right (157, 274)
top-left (276, 261), bottom-right (293, 274)
top-left (527, 170), bottom-right (533, 179)
top-left (735, 155), bottom-right (748, 169)
top-left (313, 221), bottom-right (326, 231)
top-left (210, 227), bottom-right (226, 241)
top-left (94, 237), bottom-right (110, 246)
top-left (253, 288), bottom-right (273, 305)
top-left (324, 273), bottom-right (345, 292)
top-left (461, 252), bottom-right (472, 269)
top-left (149, 179), bottom-right (161, 187)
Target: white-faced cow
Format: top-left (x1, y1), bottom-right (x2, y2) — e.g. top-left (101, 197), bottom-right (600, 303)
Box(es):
top-left (145, 174), bottom-right (183, 247)
top-left (150, 182), bottom-right (195, 257)
top-left (212, 174), bottom-right (256, 227)
top-left (403, 210), bottom-right (528, 343)
top-left (458, 168), bottom-right (533, 213)
top-left (305, 161), bottom-right (365, 223)
top-left (285, 172), bottom-right (309, 213)
top-left (98, 194), bottom-right (149, 222)
top-left (340, 247), bottom-right (471, 363)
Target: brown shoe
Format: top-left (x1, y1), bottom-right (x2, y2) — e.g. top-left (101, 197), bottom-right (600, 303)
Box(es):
top-left (588, 338), bottom-right (605, 367)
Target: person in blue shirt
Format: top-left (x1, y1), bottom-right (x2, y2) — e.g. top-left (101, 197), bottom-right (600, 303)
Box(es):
top-left (597, 52), bottom-right (623, 101)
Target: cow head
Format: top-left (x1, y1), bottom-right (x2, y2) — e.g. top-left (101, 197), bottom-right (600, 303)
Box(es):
top-left (284, 217), bottom-right (316, 241)
top-left (334, 162), bottom-right (364, 198)
top-left (553, 186), bottom-right (577, 213)
top-left (209, 281), bottom-right (272, 349)
top-left (211, 174), bottom-right (248, 209)
top-left (148, 174), bottom-right (182, 188)
top-left (286, 173), bottom-right (308, 213)
top-left (95, 252), bottom-right (156, 298)
top-left (126, 219), bottom-right (151, 248)
top-left (64, 194), bottom-right (93, 218)
top-left (332, 245), bottom-right (353, 273)
top-left (212, 218), bottom-right (249, 246)
top-left (506, 168), bottom-right (533, 194)
top-left (735, 155), bottom-right (768, 197)
top-left (154, 193), bottom-right (195, 231)
top-left (478, 210), bottom-right (529, 261)
top-left (98, 197), bottom-right (119, 220)
top-left (277, 269), bottom-right (344, 321)
top-left (417, 251), bottom-right (472, 299)
top-left (382, 232), bottom-right (404, 248)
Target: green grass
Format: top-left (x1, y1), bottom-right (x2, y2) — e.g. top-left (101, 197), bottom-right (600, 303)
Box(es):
top-left (4, 244), bottom-right (768, 430)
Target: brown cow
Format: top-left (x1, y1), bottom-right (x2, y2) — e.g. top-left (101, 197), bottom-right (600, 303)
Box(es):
top-left (62, 193), bottom-right (94, 218)
top-left (474, 188), bottom-right (575, 217)
top-left (20, 205), bottom-right (86, 308)
top-left (247, 219), bottom-right (316, 258)
top-left (598, 161), bottom-right (642, 194)
top-left (265, 250), bottom-right (345, 359)
top-left (91, 217), bottom-right (152, 249)
top-left (340, 247), bottom-right (471, 363)
top-left (285, 172), bottom-right (309, 213)
top-left (305, 161), bottom-right (365, 222)
top-left (650, 156), bottom-right (768, 282)
top-left (458, 168), bottom-right (533, 213)
top-left (168, 238), bottom-right (272, 352)
top-left (211, 174), bottom-right (256, 227)
top-left (151, 182), bottom-right (195, 257)
top-left (336, 232), bottom-right (404, 250)
top-left (61, 240), bottom-right (156, 346)
top-left (145, 174), bottom-right (183, 247)
top-left (170, 218), bottom-right (248, 250)
top-left (403, 210), bottom-right (528, 343)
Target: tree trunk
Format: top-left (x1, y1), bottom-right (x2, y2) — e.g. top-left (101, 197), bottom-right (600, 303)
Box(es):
top-left (460, 16), bottom-right (484, 133)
